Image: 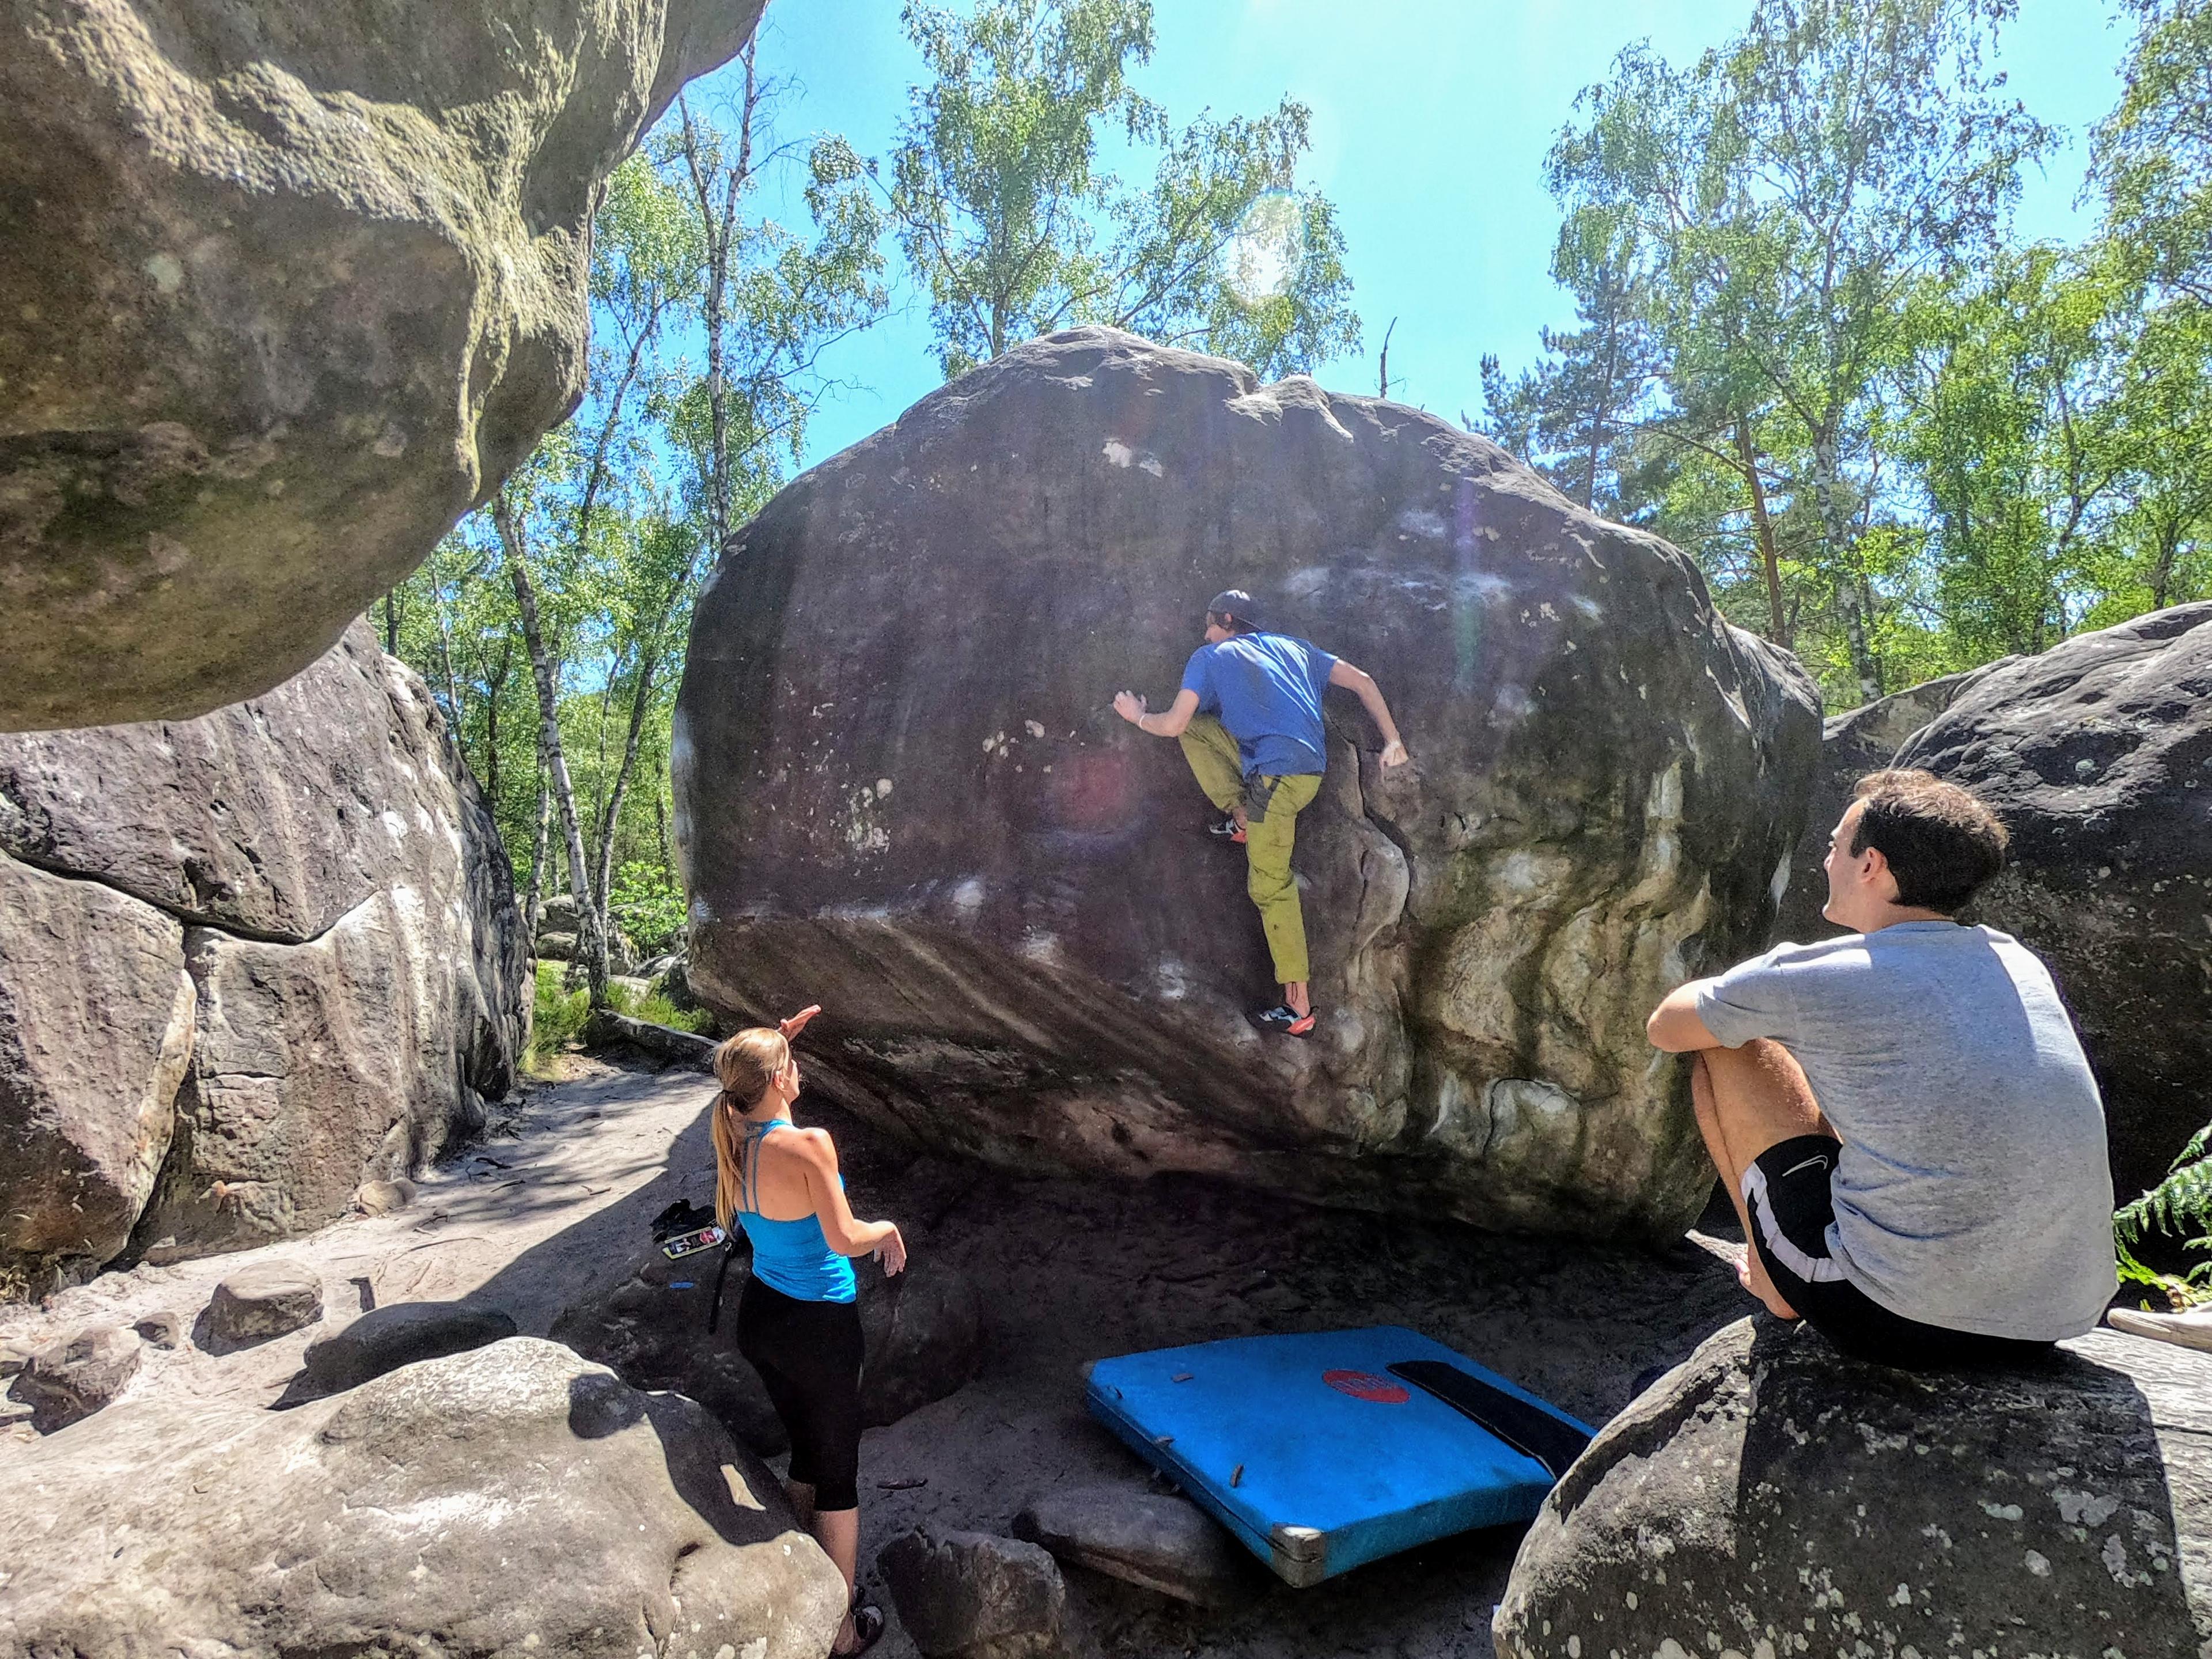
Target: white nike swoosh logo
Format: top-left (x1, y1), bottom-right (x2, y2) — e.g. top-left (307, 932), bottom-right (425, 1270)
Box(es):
top-left (1780, 1156), bottom-right (1831, 1179)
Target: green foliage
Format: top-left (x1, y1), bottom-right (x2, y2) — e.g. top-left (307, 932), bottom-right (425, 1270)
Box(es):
top-left (2094, 0), bottom-right (2212, 307)
top-left (610, 860), bottom-right (689, 957)
top-left (888, 0), bottom-right (1358, 379)
top-left (2114, 1121), bottom-right (2212, 1306)
top-left (1490, 0), bottom-right (2212, 710)
top-left (529, 961), bottom-right (593, 1071)
top-left (389, 43), bottom-right (888, 990)
top-left (602, 975), bottom-right (714, 1036)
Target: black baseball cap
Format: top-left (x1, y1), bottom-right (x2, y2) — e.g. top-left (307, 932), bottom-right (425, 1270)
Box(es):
top-left (1206, 589), bottom-right (1262, 628)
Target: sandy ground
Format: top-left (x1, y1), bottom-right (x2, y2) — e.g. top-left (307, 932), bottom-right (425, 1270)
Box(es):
top-left (1, 1052), bottom-right (1756, 1658)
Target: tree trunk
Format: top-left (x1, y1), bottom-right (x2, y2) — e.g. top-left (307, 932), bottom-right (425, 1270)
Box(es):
top-left (383, 589), bottom-right (400, 655)
top-left (522, 749), bottom-right (553, 939)
top-left (1807, 427), bottom-right (1880, 703)
top-left (1735, 415), bottom-right (1789, 647)
top-left (2150, 518), bottom-right (2181, 611)
top-left (677, 47), bottom-right (756, 556)
top-left (494, 489), bottom-right (609, 1007)
top-left (592, 642), bottom-right (662, 919)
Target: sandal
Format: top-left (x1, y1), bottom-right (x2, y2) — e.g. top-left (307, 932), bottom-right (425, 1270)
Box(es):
top-left (834, 1603), bottom-right (885, 1657)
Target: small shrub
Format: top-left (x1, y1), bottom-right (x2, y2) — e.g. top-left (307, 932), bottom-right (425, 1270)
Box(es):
top-left (526, 960), bottom-right (591, 1074)
top-left (635, 987), bottom-right (713, 1035)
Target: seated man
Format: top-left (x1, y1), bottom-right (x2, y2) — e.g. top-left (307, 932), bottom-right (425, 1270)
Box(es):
top-left (1646, 768), bottom-right (2115, 1366)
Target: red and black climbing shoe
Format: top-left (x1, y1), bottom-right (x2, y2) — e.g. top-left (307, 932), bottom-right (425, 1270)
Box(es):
top-left (1252, 1002), bottom-right (1316, 1037)
top-left (1209, 814), bottom-right (1248, 844)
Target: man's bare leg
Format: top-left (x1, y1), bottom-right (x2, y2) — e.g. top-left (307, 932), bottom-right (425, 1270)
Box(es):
top-left (1690, 1040), bottom-right (1833, 1320)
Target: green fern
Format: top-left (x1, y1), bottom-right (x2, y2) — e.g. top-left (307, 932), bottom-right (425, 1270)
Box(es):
top-left (2113, 1120), bottom-right (2212, 1307)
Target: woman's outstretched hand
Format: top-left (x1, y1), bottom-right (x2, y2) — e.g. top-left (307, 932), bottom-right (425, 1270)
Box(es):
top-left (876, 1225), bottom-right (908, 1276)
top-left (778, 1005), bottom-right (821, 1040)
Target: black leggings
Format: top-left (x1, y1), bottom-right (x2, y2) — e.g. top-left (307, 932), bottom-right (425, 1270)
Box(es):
top-left (736, 1275), bottom-right (865, 1510)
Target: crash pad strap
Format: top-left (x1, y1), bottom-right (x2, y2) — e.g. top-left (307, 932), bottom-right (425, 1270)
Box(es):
top-left (1387, 1361), bottom-right (1593, 1480)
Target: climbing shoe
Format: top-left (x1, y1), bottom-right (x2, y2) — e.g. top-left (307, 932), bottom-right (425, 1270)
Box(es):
top-left (1252, 1002), bottom-right (1316, 1037)
top-left (1209, 814), bottom-right (1248, 844)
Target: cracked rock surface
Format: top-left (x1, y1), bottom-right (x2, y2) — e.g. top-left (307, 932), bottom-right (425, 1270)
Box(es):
top-left (1493, 1316), bottom-right (2212, 1659)
top-left (0, 0), bottom-right (763, 731)
top-left (673, 327), bottom-right (1821, 1238)
top-left (0, 1336), bottom-right (849, 1659)
top-left (0, 619), bottom-right (528, 1292)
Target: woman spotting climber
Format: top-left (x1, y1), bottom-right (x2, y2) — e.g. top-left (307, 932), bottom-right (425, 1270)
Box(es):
top-left (713, 1006), bottom-right (906, 1658)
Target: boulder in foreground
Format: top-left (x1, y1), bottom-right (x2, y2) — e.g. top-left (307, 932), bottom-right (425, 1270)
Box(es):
top-left (1493, 1316), bottom-right (2211, 1659)
top-left (0, 1337), bottom-right (848, 1657)
top-left (675, 327), bottom-right (1823, 1240)
top-left (880, 1527), bottom-right (1067, 1659)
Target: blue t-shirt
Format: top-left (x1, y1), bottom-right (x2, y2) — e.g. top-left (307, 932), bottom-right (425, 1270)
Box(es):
top-left (1180, 632), bottom-right (1338, 777)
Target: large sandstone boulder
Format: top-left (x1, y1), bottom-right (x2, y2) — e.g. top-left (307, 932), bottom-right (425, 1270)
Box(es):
top-left (0, 0), bottom-right (763, 731)
top-left (0, 1336), bottom-right (849, 1658)
top-left (1893, 604), bottom-right (2212, 1194)
top-left (673, 328), bottom-right (1823, 1239)
top-left (1493, 1317), bottom-right (2211, 1659)
top-left (0, 620), bottom-right (528, 1290)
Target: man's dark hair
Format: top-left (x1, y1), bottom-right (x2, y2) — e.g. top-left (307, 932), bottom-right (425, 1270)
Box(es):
top-left (1849, 768), bottom-right (2009, 912)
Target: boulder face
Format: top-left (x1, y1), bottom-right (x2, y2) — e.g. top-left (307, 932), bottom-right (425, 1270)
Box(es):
top-left (0, 1337), bottom-right (849, 1659)
top-left (1493, 1316), bottom-right (2211, 1659)
top-left (1893, 604), bottom-right (2212, 1194)
top-left (0, 0), bottom-right (763, 731)
top-left (0, 619), bottom-right (528, 1291)
top-left (674, 328), bottom-right (1823, 1239)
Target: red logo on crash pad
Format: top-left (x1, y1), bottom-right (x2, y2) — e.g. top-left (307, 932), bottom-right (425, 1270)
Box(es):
top-left (1324, 1369), bottom-right (1410, 1403)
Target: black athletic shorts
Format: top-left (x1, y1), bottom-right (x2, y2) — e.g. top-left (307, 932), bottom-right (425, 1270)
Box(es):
top-left (735, 1275), bottom-right (866, 1510)
top-left (1743, 1135), bottom-right (2056, 1370)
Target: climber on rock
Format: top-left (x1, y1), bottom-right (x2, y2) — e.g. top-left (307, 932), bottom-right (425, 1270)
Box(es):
top-left (1113, 589), bottom-right (1409, 1037)
top-left (1645, 768), bottom-right (2116, 1370)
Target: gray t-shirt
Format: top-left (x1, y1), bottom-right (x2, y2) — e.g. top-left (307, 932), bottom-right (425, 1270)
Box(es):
top-left (1693, 921), bottom-right (2115, 1341)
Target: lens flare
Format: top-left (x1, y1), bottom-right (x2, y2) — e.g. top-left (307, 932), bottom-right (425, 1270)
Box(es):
top-left (1225, 190), bottom-right (1303, 306)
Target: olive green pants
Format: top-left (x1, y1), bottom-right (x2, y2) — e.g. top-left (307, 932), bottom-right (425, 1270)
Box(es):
top-left (1178, 714), bottom-right (1322, 985)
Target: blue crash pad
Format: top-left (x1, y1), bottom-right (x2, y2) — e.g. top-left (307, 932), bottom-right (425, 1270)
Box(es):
top-left (1084, 1326), bottom-right (1593, 1585)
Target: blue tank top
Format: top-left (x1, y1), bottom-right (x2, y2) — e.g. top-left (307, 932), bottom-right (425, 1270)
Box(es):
top-left (732, 1116), bottom-right (857, 1304)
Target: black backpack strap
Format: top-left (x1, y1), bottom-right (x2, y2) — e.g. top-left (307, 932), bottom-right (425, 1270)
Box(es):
top-left (707, 1235), bottom-right (739, 1335)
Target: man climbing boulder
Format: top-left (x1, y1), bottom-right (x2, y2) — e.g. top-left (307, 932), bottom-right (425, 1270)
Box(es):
top-left (1113, 590), bottom-right (1408, 1037)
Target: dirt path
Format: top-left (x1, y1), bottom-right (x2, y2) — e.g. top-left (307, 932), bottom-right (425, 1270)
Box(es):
top-left (2, 1053), bottom-right (1754, 1658)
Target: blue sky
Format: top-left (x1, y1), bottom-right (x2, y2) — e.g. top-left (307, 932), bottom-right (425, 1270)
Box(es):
top-left (682, 0), bottom-right (2134, 474)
